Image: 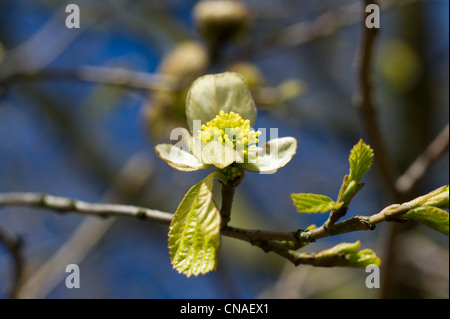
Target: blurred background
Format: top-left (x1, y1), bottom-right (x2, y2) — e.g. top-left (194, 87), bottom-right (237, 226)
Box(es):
top-left (0, 0), bottom-right (448, 299)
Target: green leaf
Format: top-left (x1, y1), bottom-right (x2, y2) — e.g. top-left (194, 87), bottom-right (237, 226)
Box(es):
top-left (329, 241), bottom-right (361, 254)
top-left (186, 72), bottom-right (257, 134)
top-left (291, 193), bottom-right (343, 213)
top-left (315, 241), bottom-right (381, 268)
top-left (348, 139), bottom-right (374, 183)
top-left (155, 143), bottom-right (212, 171)
top-left (431, 185), bottom-right (449, 209)
top-left (345, 249), bottom-right (381, 268)
top-left (168, 174), bottom-right (221, 277)
top-left (407, 185), bottom-right (449, 209)
top-left (240, 137), bottom-right (297, 173)
top-left (404, 206), bottom-right (449, 236)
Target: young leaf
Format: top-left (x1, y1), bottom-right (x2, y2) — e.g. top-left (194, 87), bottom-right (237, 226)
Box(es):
top-left (168, 174), bottom-right (221, 277)
top-left (315, 241), bottom-right (381, 267)
top-left (404, 206), bottom-right (449, 236)
top-left (348, 139), bottom-right (374, 183)
top-left (407, 185), bottom-right (449, 210)
top-left (291, 193), bottom-right (343, 213)
top-left (328, 240), bottom-right (361, 254)
top-left (345, 249), bottom-right (381, 268)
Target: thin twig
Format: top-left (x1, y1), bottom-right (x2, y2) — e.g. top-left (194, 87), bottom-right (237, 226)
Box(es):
top-left (221, 202), bottom-right (412, 247)
top-left (0, 67), bottom-right (179, 93)
top-left (267, 0), bottom-right (442, 50)
top-left (0, 187), bottom-right (444, 268)
top-left (0, 191), bottom-right (413, 247)
top-left (0, 193), bottom-right (172, 225)
top-left (0, 192), bottom-right (424, 244)
top-left (0, 7), bottom-right (96, 81)
top-left (396, 124), bottom-right (449, 194)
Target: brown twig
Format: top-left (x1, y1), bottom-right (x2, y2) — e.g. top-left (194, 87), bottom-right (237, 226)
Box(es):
top-left (2, 188), bottom-right (441, 269)
top-left (354, 0), bottom-right (400, 200)
top-left (0, 193), bottom-right (172, 225)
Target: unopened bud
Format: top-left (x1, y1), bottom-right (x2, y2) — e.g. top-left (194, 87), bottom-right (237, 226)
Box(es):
top-left (193, 0), bottom-right (250, 45)
top-left (227, 62), bottom-right (265, 88)
top-left (158, 41), bottom-right (209, 88)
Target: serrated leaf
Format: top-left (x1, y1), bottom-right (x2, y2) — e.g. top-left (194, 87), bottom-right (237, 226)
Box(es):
top-left (155, 143), bottom-right (212, 171)
top-left (168, 175), bottom-right (221, 277)
top-left (240, 137), bottom-right (297, 173)
top-left (404, 206), bottom-right (449, 236)
top-left (186, 72), bottom-right (257, 134)
top-left (348, 139), bottom-right (374, 183)
top-left (291, 193), bottom-right (343, 213)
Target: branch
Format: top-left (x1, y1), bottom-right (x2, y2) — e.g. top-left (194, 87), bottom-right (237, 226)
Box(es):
top-left (0, 188), bottom-right (443, 268)
top-left (396, 124), bottom-right (449, 194)
top-left (0, 66), bottom-right (179, 93)
top-left (354, 0), bottom-right (400, 199)
top-left (0, 192), bottom-right (408, 245)
top-left (0, 223), bottom-right (25, 299)
top-left (221, 202), bottom-right (412, 247)
top-left (269, 0), bottom-right (441, 50)
top-left (0, 193), bottom-right (172, 225)
top-left (0, 9), bottom-right (95, 81)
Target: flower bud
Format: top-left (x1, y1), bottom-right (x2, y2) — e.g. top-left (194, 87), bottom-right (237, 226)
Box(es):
top-left (227, 62), bottom-right (265, 88)
top-left (144, 41), bottom-right (209, 140)
top-left (193, 0), bottom-right (250, 45)
top-left (158, 41), bottom-right (209, 88)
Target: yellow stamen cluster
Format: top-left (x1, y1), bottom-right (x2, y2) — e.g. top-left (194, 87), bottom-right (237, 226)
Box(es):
top-left (200, 110), bottom-right (261, 157)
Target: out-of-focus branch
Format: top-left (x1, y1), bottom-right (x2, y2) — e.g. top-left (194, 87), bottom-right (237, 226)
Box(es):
top-left (396, 124), bottom-right (449, 194)
top-left (15, 154), bottom-right (154, 299)
top-left (0, 223), bottom-right (24, 299)
top-left (1, 67), bottom-right (179, 93)
top-left (273, 0), bottom-right (443, 49)
top-left (354, 0), bottom-right (400, 199)
top-left (0, 7), bottom-right (96, 82)
top-left (353, 0), bottom-right (400, 299)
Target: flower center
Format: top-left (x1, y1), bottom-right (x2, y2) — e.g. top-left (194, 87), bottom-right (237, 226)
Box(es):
top-left (199, 110), bottom-right (261, 157)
